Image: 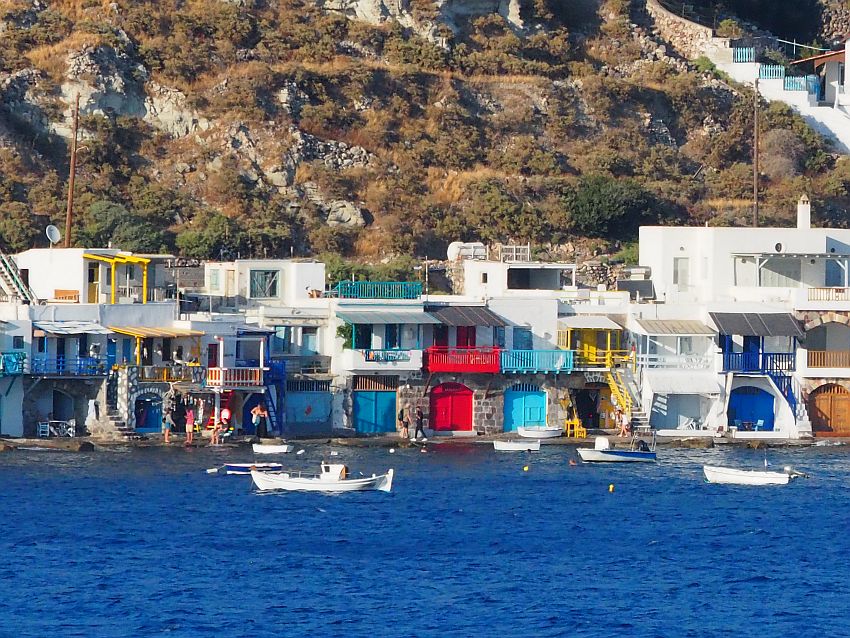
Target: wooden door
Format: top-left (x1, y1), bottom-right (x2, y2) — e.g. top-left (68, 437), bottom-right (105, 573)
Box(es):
top-left (810, 385), bottom-right (850, 436)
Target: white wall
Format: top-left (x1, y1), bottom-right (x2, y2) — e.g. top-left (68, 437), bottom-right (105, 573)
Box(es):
top-left (15, 248), bottom-right (87, 301)
top-left (488, 297), bottom-right (559, 349)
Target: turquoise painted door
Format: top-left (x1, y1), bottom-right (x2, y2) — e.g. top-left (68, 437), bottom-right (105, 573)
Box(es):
top-left (503, 385), bottom-right (547, 431)
top-left (353, 391), bottom-right (397, 434)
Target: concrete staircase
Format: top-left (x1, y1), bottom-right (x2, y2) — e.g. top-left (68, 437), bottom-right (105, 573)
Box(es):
top-left (0, 250), bottom-right (37, 304)
top-left (88, 408), bottom-right (145, 441)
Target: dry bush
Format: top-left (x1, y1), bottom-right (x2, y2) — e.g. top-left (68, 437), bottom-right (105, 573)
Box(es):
top-left (26, 31), bottom-right (105, 81)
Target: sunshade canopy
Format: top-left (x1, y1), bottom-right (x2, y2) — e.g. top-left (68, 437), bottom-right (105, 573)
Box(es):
top-left (709, 312), bottom-right (803, 338)
top-left (634, 319), bottom-right (715, 336)
top-left (558, 315), bottom-right (622, 330)
top-left (109, 326), bottom-right (204, 338)
top-left (33, 320), bottom-right (111, 335)
top-left (425, 306), bottom-right (507, 326)
top-left (336, 308), bottom-right (440, 324)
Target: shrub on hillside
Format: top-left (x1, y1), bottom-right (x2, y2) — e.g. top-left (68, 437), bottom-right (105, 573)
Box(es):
top-left (568, 175), bottom-right (656, 238)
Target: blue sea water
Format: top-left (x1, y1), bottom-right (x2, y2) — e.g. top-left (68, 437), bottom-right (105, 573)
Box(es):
top-left (2, 442), bottom-right (849, 638)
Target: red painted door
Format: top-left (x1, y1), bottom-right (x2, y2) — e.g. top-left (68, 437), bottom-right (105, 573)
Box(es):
top-left (456, 326), bottom-right (476, 348)
top-left (430, 383), bottom-right (473, 431)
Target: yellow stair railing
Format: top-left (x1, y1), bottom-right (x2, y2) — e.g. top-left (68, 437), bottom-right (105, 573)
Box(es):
top-left (605, 369), bottom-right (633, 416)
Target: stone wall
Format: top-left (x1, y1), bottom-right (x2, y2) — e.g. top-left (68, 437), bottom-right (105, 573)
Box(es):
top-left (645, 0), bottom-right (730, 61)
top-left (821, 1), bottom-right (850, 41)
top-left (21, 377), bottom-right (105, 437)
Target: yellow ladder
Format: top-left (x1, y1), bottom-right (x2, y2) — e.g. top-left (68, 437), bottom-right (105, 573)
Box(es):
top-left (605, 370), bottom-right (632, 415)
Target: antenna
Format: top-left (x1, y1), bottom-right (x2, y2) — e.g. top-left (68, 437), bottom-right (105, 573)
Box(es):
top-left (45, 225), bottom-right (61, 247)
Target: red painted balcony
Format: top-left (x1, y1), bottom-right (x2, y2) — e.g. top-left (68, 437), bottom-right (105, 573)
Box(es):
top-left (424, 346), bottom-right (500, 373)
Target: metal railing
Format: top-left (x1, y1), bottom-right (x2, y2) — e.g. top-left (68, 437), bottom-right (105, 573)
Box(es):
top-left (571, 349), bottom-right (634, 369)
top-left (206, 367), bottom-right (264, 387)
top-left (807, 350), bottom-right (850, 368)
top-left (733, 47), bottom-right (755, 63)
top-left (30, 356), bottom-right (109, 376)
top-left (635, 354), bottom-right (713, 369)
top-left (137, 364), bottom-right (202, 383)
top-left (425, 347), bottom-right (500, 373)
top-left (328, 281), bottom-right (422, 299)
top-left (759, 64), bottom-right (785, 79)
top-left (358, 349), bottom-right (413, 362)
top-left (501, 349), bottom-right (574, 373)
top-left (783, 76), bottom-right (807, 91)
top-left (808, 287), bottom-right (850, 301)
top-left (723, 352), bottom-right (795, 373)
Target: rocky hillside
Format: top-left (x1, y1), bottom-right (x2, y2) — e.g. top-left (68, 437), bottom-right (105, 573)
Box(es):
top-left (1, 0), bottom-right (849, 264)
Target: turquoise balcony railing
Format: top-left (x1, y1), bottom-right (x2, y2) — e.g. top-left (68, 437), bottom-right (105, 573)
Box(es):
top-left (733, 47), bottom-right (755, 63)
top-left (501, 349), bottom-right (574, 374)
top-left (328, 281), bottom-right (422, 299)
top-left (0, 352), bottom-right (25, 376)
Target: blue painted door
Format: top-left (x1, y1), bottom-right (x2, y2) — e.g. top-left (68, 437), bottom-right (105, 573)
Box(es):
top-left (106, 339), bottom-right (117, 370)
top-left (503, 385), bottom-right (547, 432)
top-left (134, 394), bottom-right (163, 433)
top-left (121, 338), bottom-right (132, 364)
top-left (728, 386), bottom-right (775, 430)
top-left (285, 392), bottom-right (332, 427)
top-left (353, 391), bottom-right (397, 434)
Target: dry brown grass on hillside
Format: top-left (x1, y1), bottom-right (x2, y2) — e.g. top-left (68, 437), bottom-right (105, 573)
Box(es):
top-left (26, 31), bottom-right (105, 82)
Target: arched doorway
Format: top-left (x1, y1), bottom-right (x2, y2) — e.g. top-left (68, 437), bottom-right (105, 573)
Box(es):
top-left (134, 393), bottom-right (163, 433)
top-left (728, 386), bottom-right (775, 430)
top-left (503, 383), bottom-right (546, 431)
top-left (809, 384), bottom-right (850, 436)
top-left (430, 383), bottom-right (473, 431)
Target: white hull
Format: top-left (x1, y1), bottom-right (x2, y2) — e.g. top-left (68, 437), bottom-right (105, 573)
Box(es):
top-left (251, 468), bottom-right (394, 493)
top-left (252, 444), bottom-right (294, 455)
top-left (577, 449), bottom-right (656, 463)
top-left (656, 429), bottom-right (717, 439)
top-left (703, 465), bottom-right (793, 485)
top-left (517, 426), bottom-right (562, 439)
top-left (225, 462), bottom-right (283, 475)
top-left (494, 440), bottom-right (540, 452)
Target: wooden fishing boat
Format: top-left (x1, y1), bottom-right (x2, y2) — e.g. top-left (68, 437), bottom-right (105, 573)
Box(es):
top-left (577, 435), bottom-right (657, 463)
top-left (517, 426), bottom-right (562, 439)
top-left (252, 443), bottom-right (294, 455)
top-left (493, 440), bottom-right (541, 452)
top-left (251, 463), bottom-right (394, 493)
top-left (703, 465), bottom-right (806, 486)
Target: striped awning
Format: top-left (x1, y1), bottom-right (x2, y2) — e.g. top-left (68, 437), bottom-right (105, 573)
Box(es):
top-left (425, 306), bottom-right (507, 326)
top-left (634, 319), bottom-right (714, 336)
top-left (33, 320), bottom-right (111, 335)
top-left (336, 309), bottom-right (440, 324)
top-left (708, 313), bottom-right (803, 338)
top-left (109, 326), bottom-right (205, 338)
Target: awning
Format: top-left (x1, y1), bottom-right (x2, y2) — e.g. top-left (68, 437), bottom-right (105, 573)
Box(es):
top-left (634, 319), bottom-right (715, 336)
top-left (708, 312), bottom-right (803, 338)
top-left (109, 326), bottom-right (205, 338)
top-left (558, 315), bottom-right (622, 330)
top-left (336, 309), bottom-right (441, 325)
top-left (238, 325), bottom-right (274, 334)
top-left (33, 320), bottom-right (112, 335)
top-left (645, 369), bottom-right (722, 395)
top-left (426, 306), bottom-right (507, 327)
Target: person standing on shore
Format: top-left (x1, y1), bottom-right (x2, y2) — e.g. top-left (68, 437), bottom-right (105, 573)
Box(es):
top-left (185, 406), bottom-right (195, 445)
top-left (162, 413), bottom-right (173, 443)
top-left (398, 404), bottom-right (409, 439)
top-left (414, 406), bottom-right (426, 441)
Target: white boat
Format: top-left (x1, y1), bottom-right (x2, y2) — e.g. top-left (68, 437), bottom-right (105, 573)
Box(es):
top-left (251, 463), bottom-right (394, 493)
top-left (225, 462), bottom-right (283, 475)
top-left (494, 440), bottom-right (541, 452)
top-left (252, 443), bottom-right (294, 455)
top-left (577, 436), bottom-right (657, 463)
top-left (517, 426), bottom-right (562, 439)
top-left (703, 465), bottom-right (807, 486)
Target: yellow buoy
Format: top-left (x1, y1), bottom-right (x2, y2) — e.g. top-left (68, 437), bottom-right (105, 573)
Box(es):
top-left (523, 465), bottom-right (529, 472)
top-left (609, 484), bottom-right (615, 493)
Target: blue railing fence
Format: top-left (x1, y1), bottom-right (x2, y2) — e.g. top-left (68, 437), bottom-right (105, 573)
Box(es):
top-left (30, 356), bottom-right (109, 375)
top-left (501, 349), bottom-right (574, 373)
top-left (733, 47), bottom-right (755, 63)
top-left (329, 281), bottom-right (422, 299)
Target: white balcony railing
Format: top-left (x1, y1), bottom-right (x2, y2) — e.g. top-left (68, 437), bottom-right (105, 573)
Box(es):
top-left (339, 348), bottom-right (423, 372)
top-left (636, 354), bottom-right (713, 369)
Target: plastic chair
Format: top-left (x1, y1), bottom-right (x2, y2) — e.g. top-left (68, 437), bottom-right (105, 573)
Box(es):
top-left (37, 422), bottom-right (50, 438)
top-left (755, 419), bottom-right (764, 431)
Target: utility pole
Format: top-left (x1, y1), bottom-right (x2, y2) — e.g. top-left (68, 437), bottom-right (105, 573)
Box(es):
top-left (753, 78), bottom-right (759, 228)
top-left (64, 94), bottom-right (80, 248)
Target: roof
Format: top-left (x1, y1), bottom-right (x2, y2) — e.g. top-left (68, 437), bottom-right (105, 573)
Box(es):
top-left (558, 315), bottom-right (622, 330)
top-left (336, 308), bottom-right (441, 325)
top-left (645, 369), bottom-right (722, 395)
top-left (109, 326), bottom-right (205, 338)
top-left (790, 49), bottom-right (845, 68)
top-left (731, 252), bottom-right (850, 259)
top-left (33, 320), bottom-right (111, 335)
top-left (634, 319), bottom-right (714, 336)
top-left (237, 325), bottom-right (275, 334)
top-left (425, 306), bottom-right (507, 327)
top-left (708, 312), bottom-right (804, 338)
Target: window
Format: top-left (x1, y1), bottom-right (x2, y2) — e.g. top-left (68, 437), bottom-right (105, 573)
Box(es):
top-left (249, 270), bottom-right (279, 298)
top-left (513, 327), bottom-right (533, 350)
top-left (302, 327), bottom-right (318, 354)
top-left (493, 326), bottom-right (506, 349)
top-left (385, 324), bottom-right (401, 350)
top-left (209, 269), bottom-right (220, 292)
top-left (673, 258), bottom-right (689, 291)
top-left (271, 326), bottom-right (291, 355)
top-left (126, 265), bottom-right (135, 281)
top-left (36, 337), bottom-right (46, 354)
top-left (481, 272), bottom-right (488, 284)
top-left (678, 336), bottom-right (694, 355)
top-left (353, 324), bottom-right (372, 350)
top-left (12, 336), bottom-right (23, 349)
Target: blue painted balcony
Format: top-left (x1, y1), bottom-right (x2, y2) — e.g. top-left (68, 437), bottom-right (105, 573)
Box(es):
top-left (30, 356), bottom-right (109, 376)
top-left (0, 352), bottom-right (25, 376)
top-left (501, 350), bottom-right (574, 374)
top-left (328, 281), bottom-right (422, 300)
top-left (722, 352), bottom-right (795, 373)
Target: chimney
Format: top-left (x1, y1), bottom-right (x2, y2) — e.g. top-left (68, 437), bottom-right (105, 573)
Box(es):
top-left (797, 194), bottom-right (811, 229)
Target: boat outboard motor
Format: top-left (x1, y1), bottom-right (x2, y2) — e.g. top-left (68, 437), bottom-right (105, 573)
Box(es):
top-left (637, 440), bottom-right (650, 452)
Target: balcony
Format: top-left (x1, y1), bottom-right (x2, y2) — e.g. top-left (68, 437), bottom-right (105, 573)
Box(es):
top-left (339, 348), bottom-right (423, 373)
top-left (206, 367), bottom-right (264, 388)
top-left (795, 287), bottom-right (850, 311)
top-left (0, 352), bottom-right (25, 376)
top-left (807, 350), bottom-right (850, 368)
top-left (636, 354), bottom-right (713, 369)
top-left (571, 350), bottom-right (633, 370)
top-left (501, 350), bottom-right (574, 374)
top-left (327, 281), bottom-right (422, 300)
top-left (722, 352), bottom-right (795, 373)
top-left (30, 356), bottom-right (109, 376)
top-left (136, 364), bottom-right (206, 384)
top-left (424, 347), bottom-right (500, 373)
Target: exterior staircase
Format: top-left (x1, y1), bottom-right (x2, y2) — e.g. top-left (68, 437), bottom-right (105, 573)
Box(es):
top-left (0, 250), bottom-right (37, 304)
top-left (88, 407), bottom-right (145, 441)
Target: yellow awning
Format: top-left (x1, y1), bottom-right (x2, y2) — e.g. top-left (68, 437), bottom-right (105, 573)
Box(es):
top-left (109, 326), bottom-right (205, 338)
top-left (84, 252), bottom-right (151, 265)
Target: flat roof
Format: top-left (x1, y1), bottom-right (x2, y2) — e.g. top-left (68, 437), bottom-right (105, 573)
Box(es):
top-left (634, 319), bottom-right (714, 336)
top-left (558, 316), bottom-right (622, 330)
top-left (731, 252), bottom-right (850, 259)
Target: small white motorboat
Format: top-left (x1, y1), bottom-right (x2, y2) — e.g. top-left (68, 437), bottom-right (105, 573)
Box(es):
top-left (577, 435), bottom-right (657, 463)
top-left (494, 440), bottom-right (541, 452)
top-left (517, 426), bottom-right (562, 439)
top-left (224, 462), bottom-right (283, 475)
top-left (703, 465), bottom-right (807, 486)
top-left (251, 463), bottom-right (394, 493)
top-left (252, 443), bottom-right (294, 455)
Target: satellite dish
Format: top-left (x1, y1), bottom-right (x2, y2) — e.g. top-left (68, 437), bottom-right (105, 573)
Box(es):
top-left (45, 225), bottom-right (61, 246)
